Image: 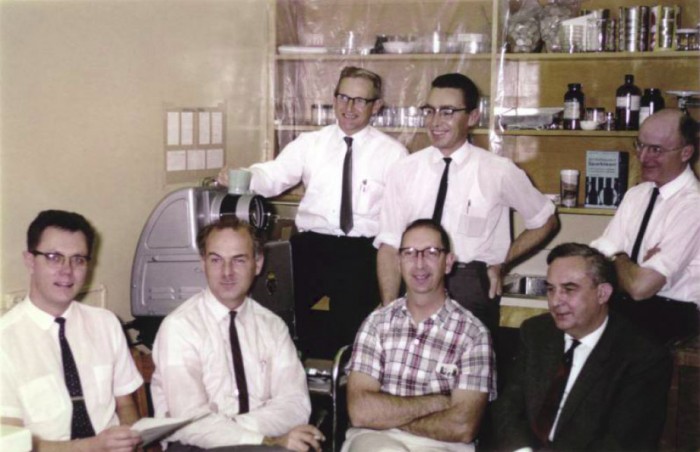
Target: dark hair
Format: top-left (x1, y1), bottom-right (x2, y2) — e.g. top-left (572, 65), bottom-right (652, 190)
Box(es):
top-left (196, 216), bottom-right (263, 258)
top-left (546, 242), bottom-right (616, 287)
top-left (401, 219), bottom-right (451, 253)
top-left (335, 66), bottom-right (383, 100)
top-left (431, 73), bottom-right (480, 112)
top-left (679, 112), bottom-right (699, 164)
top-left (27, 210), bottom-right (95, 255)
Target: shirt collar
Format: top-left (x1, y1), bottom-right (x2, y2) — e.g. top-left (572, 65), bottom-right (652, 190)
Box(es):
top-left (24, 296), bottom-right (75, 331)
top-left (428, 141), bottom-right (472, 166)
top-left (334, 123), bottom-right (371, 144)
top-left (565, 315), bottom-right (608, 351)
top-left (202, 288), bottom-right (251, 323)
top-left (393, 295), bottom-right (452, 326)
top-left (658, 165), bottom-right (695, 199)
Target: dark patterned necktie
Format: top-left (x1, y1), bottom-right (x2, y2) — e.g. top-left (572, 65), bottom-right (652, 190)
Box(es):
top-left (229, 311), bottom-right (249, 414)
top-left (432, 157), bottom-right (452, 223)
top-left (533, 339), bottom-right (581, 444)
top-left (340, 136), bottom-right (354, 234)
top-left (55, 317), bottom-right (96, 439)
top-left (630, 187), bottom-right (659, 263)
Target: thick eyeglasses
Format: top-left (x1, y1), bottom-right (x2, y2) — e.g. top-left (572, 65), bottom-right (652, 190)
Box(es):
top-left (31, 251), bottom-right (91, 268)
top-left (398, 246), bottom-right (447, 261)
top-left (633, 139), bottom-right (685, 157)
top-left (335, 93), bottom-right (377, 107)
top-left (419, 106), bottom-right (469, 119)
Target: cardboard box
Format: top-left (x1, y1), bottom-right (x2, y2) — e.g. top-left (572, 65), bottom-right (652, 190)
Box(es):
top-left (585, 151), bottom-right (629, 208)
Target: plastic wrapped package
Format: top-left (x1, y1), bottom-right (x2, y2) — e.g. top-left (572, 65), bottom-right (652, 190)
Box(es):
top-left (539, 0), bottom-right (581, 52)
top-left (505, 0), bottom-right (542, 53)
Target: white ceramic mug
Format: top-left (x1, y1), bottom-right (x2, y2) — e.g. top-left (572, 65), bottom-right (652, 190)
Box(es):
top-left (228, 169), bottom-right (252, 195)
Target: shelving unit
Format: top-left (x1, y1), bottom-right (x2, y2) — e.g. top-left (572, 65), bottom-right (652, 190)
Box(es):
top-left (267, 0), bottom-right (699, 208)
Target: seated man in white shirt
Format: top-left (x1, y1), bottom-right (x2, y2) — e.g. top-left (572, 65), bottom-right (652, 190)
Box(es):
top-left (0, 209), bottom-right (144, 451)
top-left (151, 217), bottom-right (323, 451)
top-left (491, 243), bottom-right (671, 451)
top-left (343, 219), bottom-right (497, 452)
top-left (591, 109), bottom-right (700, 344)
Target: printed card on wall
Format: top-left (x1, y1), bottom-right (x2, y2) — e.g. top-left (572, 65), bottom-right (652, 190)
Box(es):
top-left (585, 151), bottom-right (629, 208)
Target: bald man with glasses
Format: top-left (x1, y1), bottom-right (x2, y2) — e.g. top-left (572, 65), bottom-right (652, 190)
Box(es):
top-left (591, 109), bottom-right (700, 343)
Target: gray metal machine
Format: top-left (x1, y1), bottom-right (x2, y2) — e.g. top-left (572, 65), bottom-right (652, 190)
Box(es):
top-left (129, 186), bottom-right (295, 343)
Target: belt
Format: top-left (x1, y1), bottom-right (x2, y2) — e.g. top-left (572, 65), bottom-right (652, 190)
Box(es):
top-left (454, 261), bottom-right (487, 271)
top-left (302, 231), bottom-right (374, 243)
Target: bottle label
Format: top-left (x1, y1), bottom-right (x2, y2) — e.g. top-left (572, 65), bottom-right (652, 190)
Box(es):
top-left (564, 100), bottom-right (580, 119)
top-left (639, 107), bottom-right (650, 124)
top-left (616, 95), bottom-right (641, 110)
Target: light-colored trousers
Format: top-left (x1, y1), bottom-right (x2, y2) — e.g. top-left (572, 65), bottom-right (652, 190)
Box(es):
top-left (341, 427), bottom-right (475, 452)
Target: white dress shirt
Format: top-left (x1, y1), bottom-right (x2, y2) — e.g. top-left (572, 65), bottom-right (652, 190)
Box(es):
top-left (151, 290), bottom-right (310, 448)
top-left (250, 124), bottom-right (407, 237)
top-left (0, 298), bottom-right (143, 441)
top-left (591, 166), bottom-right (700, 303)
top-left (376, 143), bottom-right (555, 264)
top-left (549, 317), bottom-right (608, 441)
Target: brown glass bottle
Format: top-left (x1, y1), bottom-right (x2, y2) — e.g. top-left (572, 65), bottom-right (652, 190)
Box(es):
top-left (563, 83), bottom-right (584, 130)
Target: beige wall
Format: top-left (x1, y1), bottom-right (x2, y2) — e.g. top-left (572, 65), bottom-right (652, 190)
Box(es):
top-left (0, 0), bottom-right (270, 319)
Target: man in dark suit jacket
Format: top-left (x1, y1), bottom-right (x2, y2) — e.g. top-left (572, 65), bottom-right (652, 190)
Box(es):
top-left (492, 243), bottom-right (672, 451)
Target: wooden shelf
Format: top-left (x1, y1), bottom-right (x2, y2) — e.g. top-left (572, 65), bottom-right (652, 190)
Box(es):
top-left (502, 50), bottom-right (699, 61)
top-left (276, 53), bottom-right (493, 61)
top-left (500, 130), bottom-right (638, 137)
top-left (275, 124), bottom-right (490, 135)
top-left (557, 206), bottom-right (616, 216)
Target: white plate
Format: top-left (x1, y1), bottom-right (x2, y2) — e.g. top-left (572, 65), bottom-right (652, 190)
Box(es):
top-left (278, 45), bottom-right (328, 55)
top-left (666, 90), bottom-right (700, 98)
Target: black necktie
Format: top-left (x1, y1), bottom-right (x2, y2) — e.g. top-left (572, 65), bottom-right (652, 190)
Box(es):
top-left (340, 137), bottom-right (354, 234)
top-left (533, 339), bottom-right (581, 444)
top-left (229, 311), bottom-right (249, 414)
top-left (432, 158), bottom-right (452, 223)
top-left (55, 317), bottom-right (96, 439)
top-left (630, 187), bottom-right (660, 263)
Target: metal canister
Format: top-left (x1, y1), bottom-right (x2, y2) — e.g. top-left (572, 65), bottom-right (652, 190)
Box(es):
top-left (620, 6), bottom-right (641, 52)
top-left (639, 6), bottom-right (650, 51)
top-left (605, 18), bottom-right (617, 51)
top-left (651, 5), bottom-right (679, 51)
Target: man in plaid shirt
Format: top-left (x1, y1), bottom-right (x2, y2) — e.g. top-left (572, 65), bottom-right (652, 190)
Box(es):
top-left (342, 219), bottom-right (497, 452)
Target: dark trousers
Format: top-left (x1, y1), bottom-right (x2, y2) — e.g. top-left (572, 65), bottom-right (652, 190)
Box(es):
top-left (446, 262), bottom-right (501, 334)
top-left (291, 232), bottom-right (379, 359)
top-left (611, 294), bottom-right (699, 346)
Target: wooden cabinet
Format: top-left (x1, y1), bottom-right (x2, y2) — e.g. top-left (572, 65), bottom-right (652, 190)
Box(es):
top-left (267, 0), bottom-right (700, 207)
top-left (494, 0), bottom-right (700, 212)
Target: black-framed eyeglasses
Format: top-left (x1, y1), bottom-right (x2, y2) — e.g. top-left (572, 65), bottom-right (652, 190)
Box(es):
top-left (31, 250), bottom-right (91, 268)
top-left (419, 106), bottom-right (469, 119)
top-left (335, 93), bottom-right (377, 108)
top-left (633, 139), bottom-right (685, 157)
top-left (398, 246), bottom-right (447, 261)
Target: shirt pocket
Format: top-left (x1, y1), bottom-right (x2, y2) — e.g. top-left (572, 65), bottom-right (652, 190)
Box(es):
top-left (457, 199), bottom-right (490, 238)
top-left (93, 364), bottom-right (114, 405)
top-left (355, 179), bottom-right (384, 216)
top-left (426, 368), bottom-right (457, 395)
top-left (19, 374), bottom-right (69, 424)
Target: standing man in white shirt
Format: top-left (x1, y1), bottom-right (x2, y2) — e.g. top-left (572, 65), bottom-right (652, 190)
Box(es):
top-left (0, 210), bottom-right (144, 451)
top-left (492, 243), bottom-right (671, 450)
top-left (151, 217), bottom-right (323, 451)
top-left (591, 109), bottom-right (700, 344)
top-left (219, 66), bottom-right (408, 358)
top-left (376, 73), bottom-right (557, 334)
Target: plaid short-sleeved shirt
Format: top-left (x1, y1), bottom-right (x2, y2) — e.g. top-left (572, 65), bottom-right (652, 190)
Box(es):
top-left (347, 297), bottom-right (497, 401)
